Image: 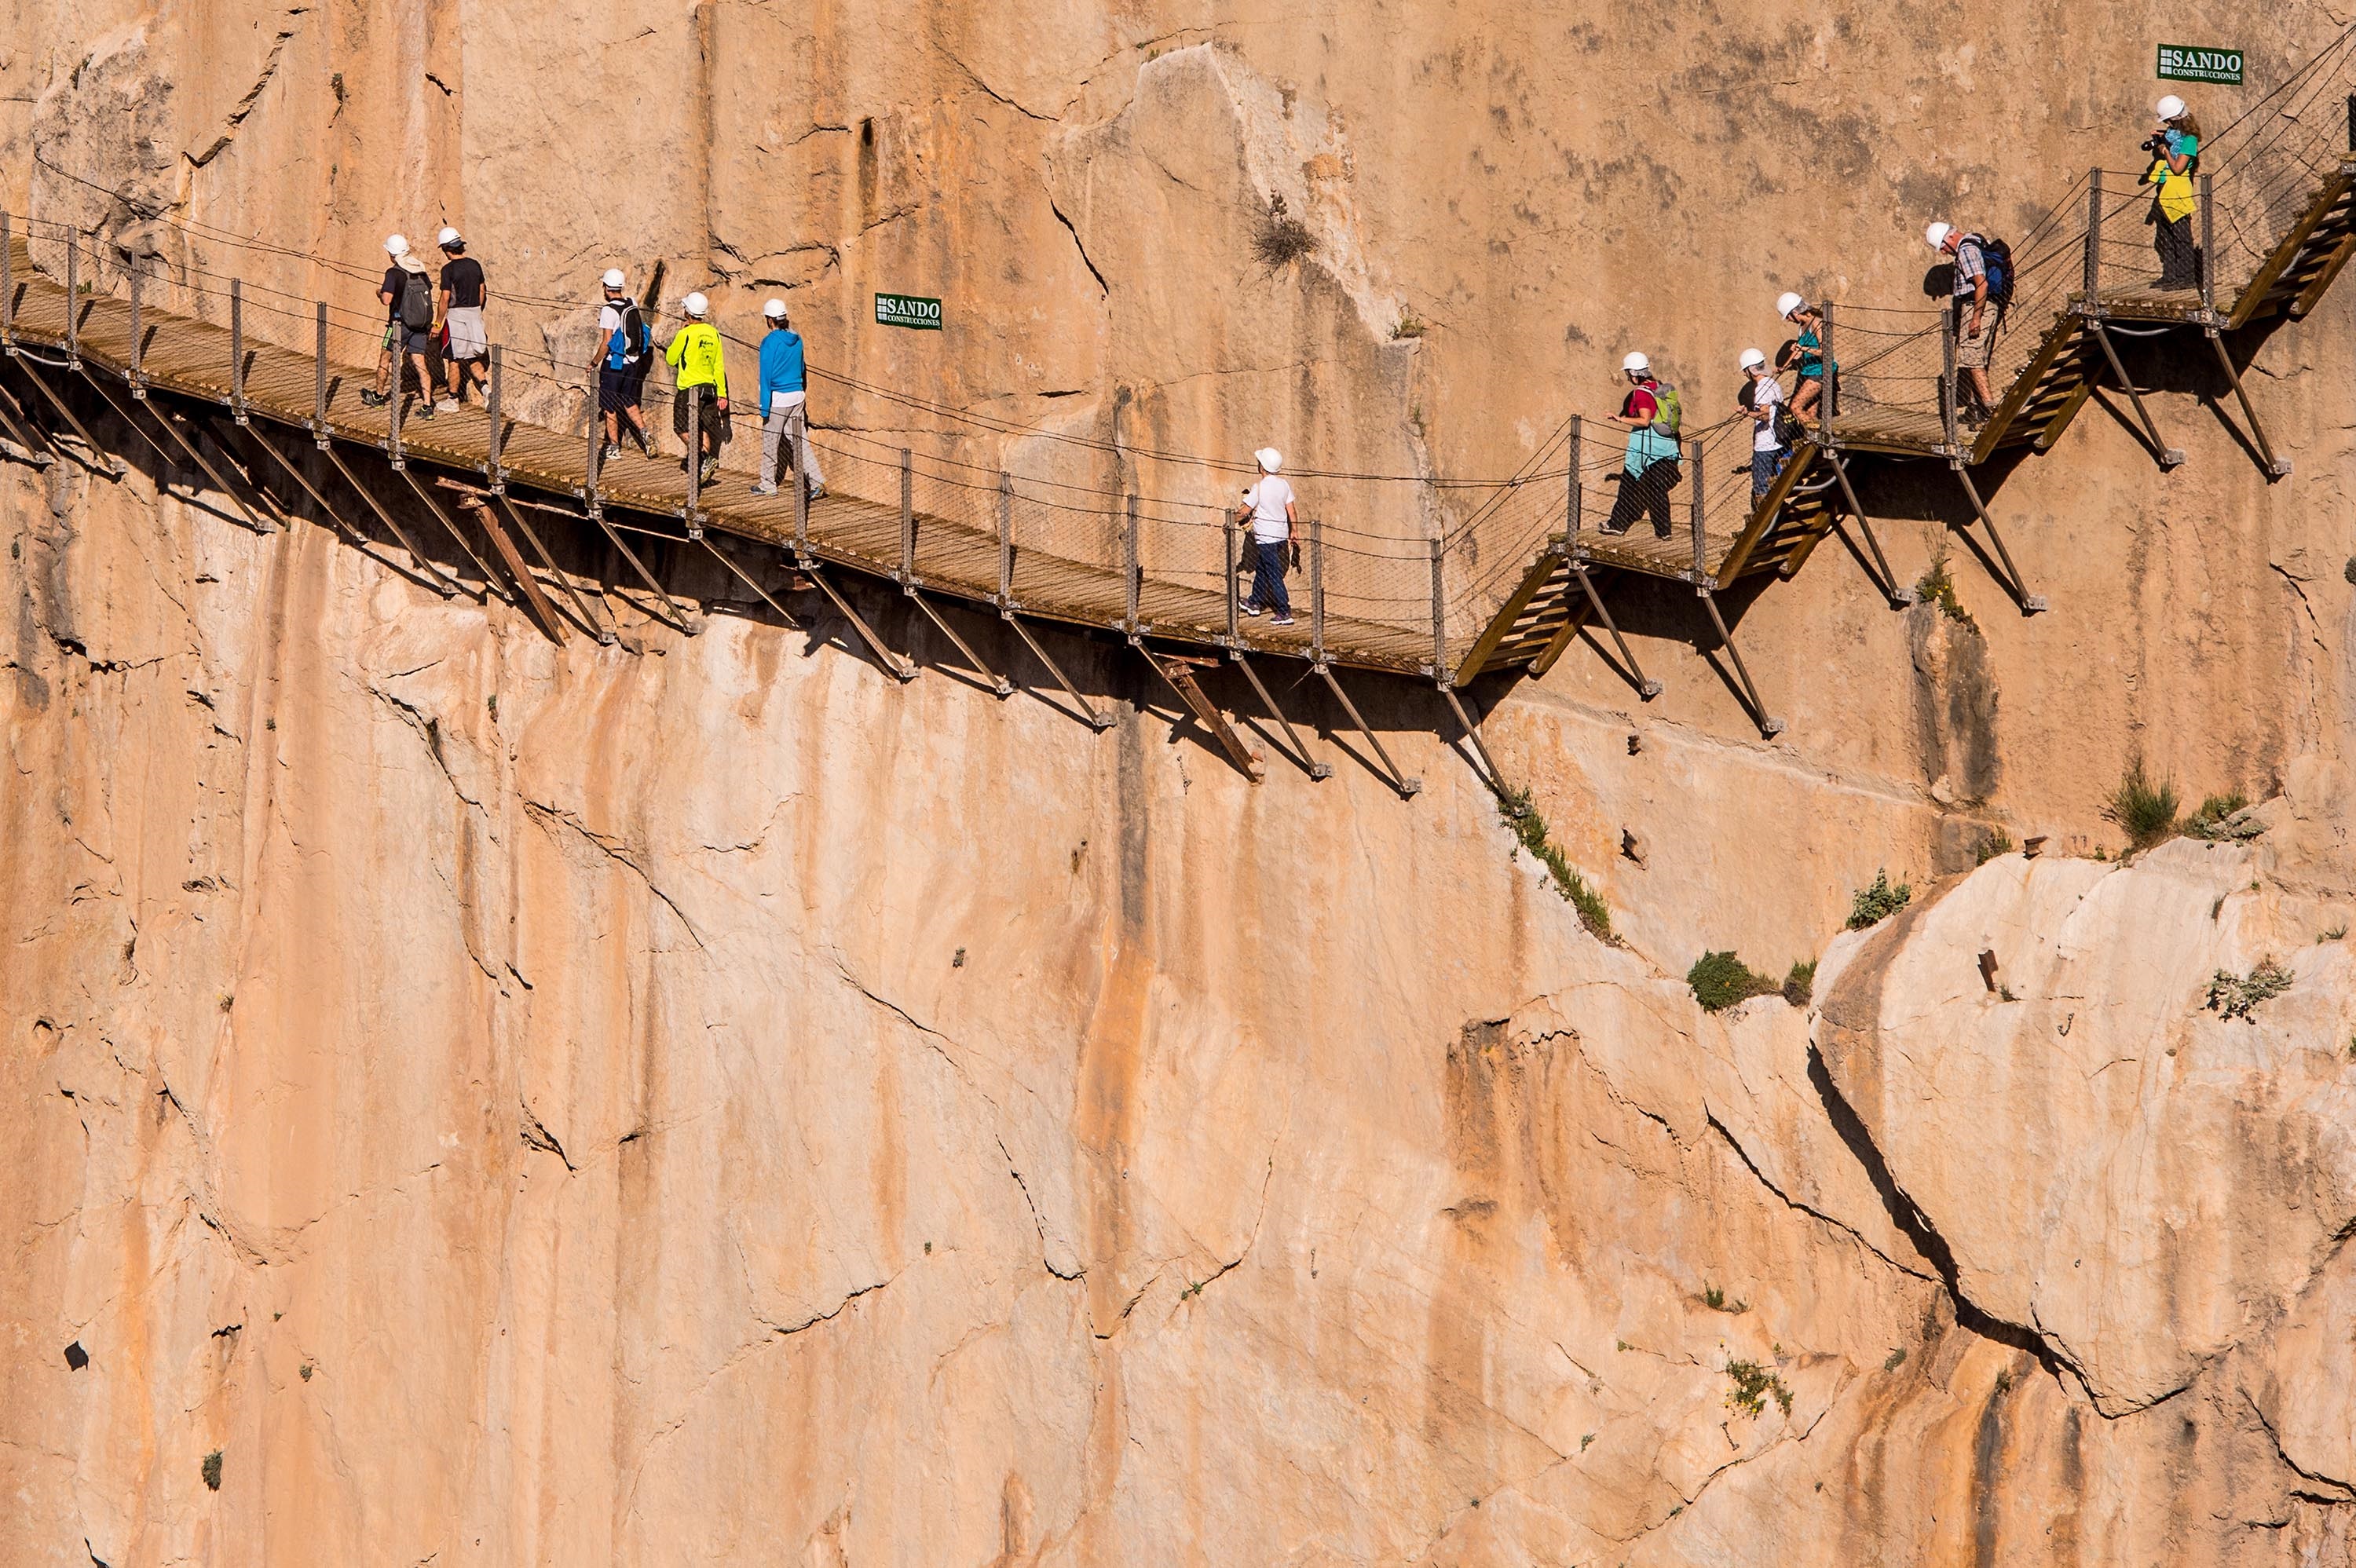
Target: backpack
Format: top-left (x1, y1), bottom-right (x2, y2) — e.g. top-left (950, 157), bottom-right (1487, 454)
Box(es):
top-left (1965, 234), bottom-right (2015, 306)
top-left (1646, 380), bottom-right (1683, 438)
top-left (619, 300), bottom-right (649, 364)
top-left (398, 269), bottom-right (434, 331)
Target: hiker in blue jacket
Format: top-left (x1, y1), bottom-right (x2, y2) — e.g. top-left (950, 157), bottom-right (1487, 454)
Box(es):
top-left (754, 299), bottom-right (826, 499)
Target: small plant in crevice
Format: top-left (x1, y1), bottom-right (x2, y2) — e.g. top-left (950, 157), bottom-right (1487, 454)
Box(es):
top-left (2321, 925), bottom-right (2348, 944)
top-left (1882, 1347), bottom-right (1908, 1372)
top-left (2183, 791), bottom-right (2263, 842)
top-left (1580, 1431), bottom-right (1596, 1451)
top-left (1392, 308), bottom-right (1429, 340)
top-left (2105, 759), bottom-right (2181, 852)
top-left (1782, 959), bottom-right (1817, 1008)
top-left (1700, 1282), bottom-right (1751, 1314)
top-left (1253, 192), bottom-right (1316, 270)
top-left (1914, 553), bottom-right (1975, 629)
top-left (1976, 828), bottom-right (2015, 865)
top-left (2206, 956), bottom-right (2293, 1021)
top-left (1847, 868), bottom-right (1912, 930)
top-left (1992, 1368), bottom-right (2015, 1397)
top-left (1724, 1358), bottom-right (1794, 1419)
top-left (1688, 950), bottom-right (1780, 1012)
top-left (298, 1361), bottom-right (314, 1381)
top-left (1495, 786), bottom-right (1612, 941)
top-left (201, 1450), bottom-right (223, 1491)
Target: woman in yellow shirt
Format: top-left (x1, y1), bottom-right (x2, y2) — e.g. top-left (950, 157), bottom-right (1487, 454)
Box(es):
top-left (2143, 95), bottom-right (2202, 291)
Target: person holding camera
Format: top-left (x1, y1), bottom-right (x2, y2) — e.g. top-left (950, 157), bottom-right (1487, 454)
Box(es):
top-left (2142, 94), bottom-right (2203, 290)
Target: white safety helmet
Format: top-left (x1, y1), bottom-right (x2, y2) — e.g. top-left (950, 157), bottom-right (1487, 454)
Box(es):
top-left (437, 226), bottom-right (462, 248)
top-left (1622, 350), bottom-right (1650, 374)
top-left (1925, 221), bottom-right (1955, 251)
top-left (1254, 447), bottom-right (1282, 473)
top-left (763, 298), bottom-right (788, 320)
top-left (384, 232), bottom-right (408, 257)
top-left (601, 268), bottom-right (626, 291)
top-left (682, 291), bottom-right (710, 318)
top-left (1776, 290), bottom-right (1806, 320)
top-left (2156, 94), bottom-right (2187, 122)
top-left (1739, 347), bottom-right (1767, 371)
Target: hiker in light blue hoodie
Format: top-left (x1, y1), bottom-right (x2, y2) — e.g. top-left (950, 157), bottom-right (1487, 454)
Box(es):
top-left (753, 298), bottom-right (825, 499)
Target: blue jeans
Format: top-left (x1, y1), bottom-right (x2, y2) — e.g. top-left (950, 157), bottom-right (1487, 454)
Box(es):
top-left (1751, 449), bottom-right (1787, 497)
top-left (1249, 539), bottom-right (1290, 616)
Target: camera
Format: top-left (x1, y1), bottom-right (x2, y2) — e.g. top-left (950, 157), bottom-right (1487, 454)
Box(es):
top-left (2141, 133), bottom-right (2169, 155)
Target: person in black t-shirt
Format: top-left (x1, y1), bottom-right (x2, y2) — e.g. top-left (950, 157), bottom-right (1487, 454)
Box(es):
top-left (435, 227), bottom-right (488, 410)
top-left (364, 232), bottom-right (411, 408)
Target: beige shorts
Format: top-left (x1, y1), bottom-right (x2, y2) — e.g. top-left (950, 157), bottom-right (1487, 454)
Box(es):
top-left (1956, 308), bottom-right (1999, 369)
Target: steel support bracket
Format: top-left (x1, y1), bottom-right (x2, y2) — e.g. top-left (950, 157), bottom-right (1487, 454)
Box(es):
top-left (1315, 659), bottom-right (1421, 799)
top-left (1699, 588), bottom-right (1786, 738)
top-left (1228, 650), bottom-right (1330, 780)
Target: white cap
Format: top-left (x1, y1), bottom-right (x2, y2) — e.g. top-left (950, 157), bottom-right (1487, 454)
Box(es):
top-left (763, 298), bottom-right (788, 320)
top-left (384, 232), bottom-right (408, 256)
top-left (1739, 347), bottom-right (1767, 371)
top-left (602, 268), bottom-right (626, 291)
top-left (2157, 94), bottom-right (2186, 121)
top-left (1926, 221), bottom-right (1954, 250)
top-left (1622, 350), bottom-right (1650, 373)
top-left (1254, 447), bottom-right (1282, 473)
top-left (682, 291), bottom-right (709, 318)
top-left (437, 226), bottom-right (462, 247)
top-left (1776, 290), bottom-right (1806, 320)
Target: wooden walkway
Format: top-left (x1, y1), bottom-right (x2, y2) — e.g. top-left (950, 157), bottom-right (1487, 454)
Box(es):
top-left (0, 237), bottom-right (1451, 681)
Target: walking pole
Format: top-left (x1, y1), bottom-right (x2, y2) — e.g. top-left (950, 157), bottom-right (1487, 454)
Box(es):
top-left (231, 279), bottom-right (247, 423)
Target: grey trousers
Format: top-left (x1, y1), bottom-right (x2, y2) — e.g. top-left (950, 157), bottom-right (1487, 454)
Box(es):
top-left (759, 402), bottom-right (825, 490)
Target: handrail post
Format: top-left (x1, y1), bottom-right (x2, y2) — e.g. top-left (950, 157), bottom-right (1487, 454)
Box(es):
top-left (2198, 171), bottom-right (2215, 316)
top-left (1122, 492), bottom-right (1140, 635)
top-left (1310, 517), bottom-right (1326, 663)
top-left (1689, 441), bottom-right (1707, 583)
top-left (230, 279), bottom-right (247, 423)
top-left (996, 470), bottom-right (1013, 605)
top-left (898, 446), bottom-right (914, 583)
top-left (1820, 301), bottom-right (1837, 420)
top-left (1428, 537), bottom-right (1447, 681)
top-left (313, 301), bottom-right (329, 446)
top-left (127, 258), bottom-right (144, 397)
top-left (1567, 415), bottom-right (1582, 539)
top-left (64, 232), bottom-right (78, 366)
top-left (2347, 92), bottom-right (2354, 153)
top-left (485, 345), bottom-right (503, 486)
top-left (680, 382), bottom-right (698, 521)
top-left (2084, 169), bottom-right (2102, 305)
top-left (588, 386), bottom-right (606, 510)
top-left (389, 323), bottom-right (405, 467)
top-left (1, 211), bottom-right (13, 353)
top-left (1224, 517), bottom-right (1240, 644)
top-left (1941, 305), bottom-right (1959, 452)
top-left (790, 424), bottom-right (810, 553)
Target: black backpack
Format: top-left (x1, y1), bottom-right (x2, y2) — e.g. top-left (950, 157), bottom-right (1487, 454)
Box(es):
top-left (398, 270), bottom-right (434, 331)
top-left (1966, 234), bottom-right (2016, 306)
top-left (620, 301), bottom-right (650, 363)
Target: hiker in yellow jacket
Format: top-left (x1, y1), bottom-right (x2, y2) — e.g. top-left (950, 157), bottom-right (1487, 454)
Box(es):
top-left (665, 291), bottom-right (729, 482)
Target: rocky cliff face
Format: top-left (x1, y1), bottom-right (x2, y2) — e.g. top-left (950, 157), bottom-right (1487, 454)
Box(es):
top-left (6, 1), bottom-right (2356, 1563)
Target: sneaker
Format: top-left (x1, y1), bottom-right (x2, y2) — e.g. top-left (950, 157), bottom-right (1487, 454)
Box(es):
top-left (1271, 614), bottom-right (1297, 627)
top-left (699, 459), bottom-right (719, 484)
top-left (806, 482), bottom-right (826, 501)
top-left (1242, 605), bottom-right (1264, 618)
top-left (434, 398), bottom-right (458, 414)
top-left (602, 442), bottom-right (622, 462)
top-left (414, 403), bottom-right (436, 421)
top-left (359, 389), bottom-right (387, 408)
top-left (751, 481), bottom-right (777, 496)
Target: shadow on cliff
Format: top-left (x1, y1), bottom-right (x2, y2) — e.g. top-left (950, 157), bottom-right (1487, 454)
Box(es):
top-left (2, 366), bottom-right (1512, 797)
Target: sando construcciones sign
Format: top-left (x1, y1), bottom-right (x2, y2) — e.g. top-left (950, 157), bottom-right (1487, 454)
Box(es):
top-left (874, 292), bottom-right (943, 330)
top-left (2157, 45), bottom-right (2244, 85)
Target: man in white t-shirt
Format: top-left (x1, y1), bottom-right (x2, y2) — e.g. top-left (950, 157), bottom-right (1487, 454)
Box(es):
top-left (1737, 348), bottom-right (1788, 499)
top-left (1235, 447), bottom-right (1298, 626)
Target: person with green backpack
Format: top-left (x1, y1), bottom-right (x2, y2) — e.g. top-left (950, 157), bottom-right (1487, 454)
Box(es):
top-left (1601, 351), bottom-right (1682, 539)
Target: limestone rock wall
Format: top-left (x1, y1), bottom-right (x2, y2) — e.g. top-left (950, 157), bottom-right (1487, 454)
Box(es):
top-left (5, 0), bottom-right (2356, 1562)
